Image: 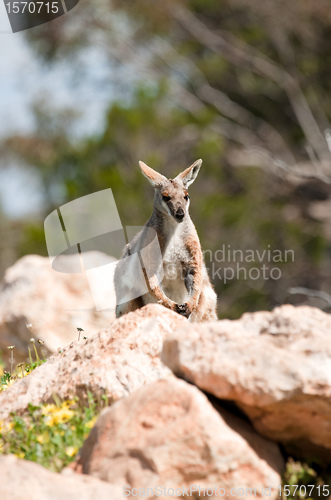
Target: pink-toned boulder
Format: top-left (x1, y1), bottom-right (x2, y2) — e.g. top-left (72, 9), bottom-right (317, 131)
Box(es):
top-left (0, 253), bottom-right (116, 366)
top-left (0, 304), bottom-right (186, 421)
top-left (0, 454), bottom-right (124, 500)
top-left (162, 305), bottom-right (331, 459)
top-left (72, 378), bottom-right (284, 498)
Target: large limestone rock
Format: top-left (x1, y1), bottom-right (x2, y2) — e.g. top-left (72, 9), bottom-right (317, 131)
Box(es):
top-left (0, 253), bottom-right (116, 366)
top-left (72, 378), bottom-right (284, 499)
top-left (0, 304), bottom-right (186, 421)
top-left (0, 454), bottom-right (124, 500)
top-left (162, 305), bottom-right (331, 459)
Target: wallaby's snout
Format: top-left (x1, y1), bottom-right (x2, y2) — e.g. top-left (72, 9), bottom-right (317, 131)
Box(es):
top-left (175, 207), bottom-right (185, 222)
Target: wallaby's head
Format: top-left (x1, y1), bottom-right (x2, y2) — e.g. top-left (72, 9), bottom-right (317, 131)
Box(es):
top-left (139, 159), bottom-right (202, 223)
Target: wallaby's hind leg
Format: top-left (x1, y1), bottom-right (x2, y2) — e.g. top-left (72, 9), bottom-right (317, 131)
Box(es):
top-left (190, 283), bottom-right (218, 322)
top-left (116, 296), bottom-right (144, 318)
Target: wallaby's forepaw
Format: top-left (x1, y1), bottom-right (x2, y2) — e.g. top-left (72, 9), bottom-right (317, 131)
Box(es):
top-left (175, 303), bottom-right (191, 318)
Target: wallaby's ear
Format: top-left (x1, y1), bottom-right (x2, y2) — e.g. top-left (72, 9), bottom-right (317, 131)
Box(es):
top-left (175, 159), bottom-right (202, 188)
top-left (139, 161), bottom-right (167, 187)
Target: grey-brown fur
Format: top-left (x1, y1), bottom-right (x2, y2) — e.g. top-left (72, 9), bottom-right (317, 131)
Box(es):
top-left (114, 159), bottom-right (217, 321)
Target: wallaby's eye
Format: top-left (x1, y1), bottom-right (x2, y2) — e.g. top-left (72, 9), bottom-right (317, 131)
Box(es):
top-left (184, 194), bottom-right (189, 201)
top-left (162, 195), bottom-right (171, 202)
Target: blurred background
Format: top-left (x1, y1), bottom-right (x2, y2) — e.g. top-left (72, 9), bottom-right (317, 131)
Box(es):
top-left (1, 0), bottom-right (331, 319)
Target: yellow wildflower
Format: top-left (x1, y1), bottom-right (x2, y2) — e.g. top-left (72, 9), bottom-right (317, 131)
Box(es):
top-left (42, 404), bottom-right (57, 415)
top-left (85, 416), bottom-right (97, 429)
top-left (65, 446), bottom-right (78, 457)
top-left (0, 420), bottom-right (14, 433)
top-left (37, 434), bottom-right (49, 444)
top-left (63, 400), bottom-right (76, 409)
top-left (46, 407), bottom-right (74, 426)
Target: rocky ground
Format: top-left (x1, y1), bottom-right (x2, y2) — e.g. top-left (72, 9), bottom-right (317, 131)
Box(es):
top-left (0, 255), bottom-right (330, 499)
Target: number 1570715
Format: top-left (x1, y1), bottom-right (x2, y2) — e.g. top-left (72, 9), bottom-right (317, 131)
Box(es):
top-left (5, 2), bottom-right (59, 14)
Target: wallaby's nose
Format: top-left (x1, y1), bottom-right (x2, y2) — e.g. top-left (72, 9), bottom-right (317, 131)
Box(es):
top-left (176, 209), bottom-right (185, 222)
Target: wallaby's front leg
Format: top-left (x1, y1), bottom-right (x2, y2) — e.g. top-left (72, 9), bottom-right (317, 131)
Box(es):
top-left (142, 270), bottom-right (189, 317)
top-left (184, 236), bottom-right (204, 315)
top-left (142, 268), bottom-right (177, 311)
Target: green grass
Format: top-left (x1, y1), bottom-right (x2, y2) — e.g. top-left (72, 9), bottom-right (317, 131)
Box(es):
top-left (280, 458), bottom-right (331, 499)
top-left (0, 393), bottom-right (105, 472)
top-left (0, 341), bottom-right (105, 472)
top-left (0, 341), bottom-right (46, 394)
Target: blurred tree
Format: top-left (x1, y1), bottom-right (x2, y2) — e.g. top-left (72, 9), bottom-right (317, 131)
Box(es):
top-left (0, 211), bottom-right (23, 279)
top-left (24, 0), bottom-right (331, 175)
top-left (2, 0), bottom-right (331, 317)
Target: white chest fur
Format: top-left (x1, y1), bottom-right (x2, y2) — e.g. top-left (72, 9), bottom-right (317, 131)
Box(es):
top-left (161, 227), bottom-right (190, 303)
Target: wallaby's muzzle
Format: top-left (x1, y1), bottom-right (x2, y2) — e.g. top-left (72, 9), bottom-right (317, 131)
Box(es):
top-left (175, 208), bottom-right (185, 222)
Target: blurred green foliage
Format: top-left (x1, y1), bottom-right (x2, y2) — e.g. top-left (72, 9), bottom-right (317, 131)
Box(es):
top-left (282, 458), bottom-right (331, 500)
top-left (1, 0), bottom-right (331, 318)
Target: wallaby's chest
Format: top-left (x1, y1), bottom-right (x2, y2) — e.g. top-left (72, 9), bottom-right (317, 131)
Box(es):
top-left (162, 232), bottom-right (189, 268)
top-left (161, 233), bottom-right (190, 303)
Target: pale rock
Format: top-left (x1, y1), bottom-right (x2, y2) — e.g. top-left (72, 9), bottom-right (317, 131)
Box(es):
top-left (0, 253), bottom-right (116, 366)
top-left (0, 454), bottom-right (123, 500)
top-left (162, 304), bottom-right (331, 458)
top-left (0, 304), bottom-right (186, 421)
top-left (72, 378), bottom-right (284, 499)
